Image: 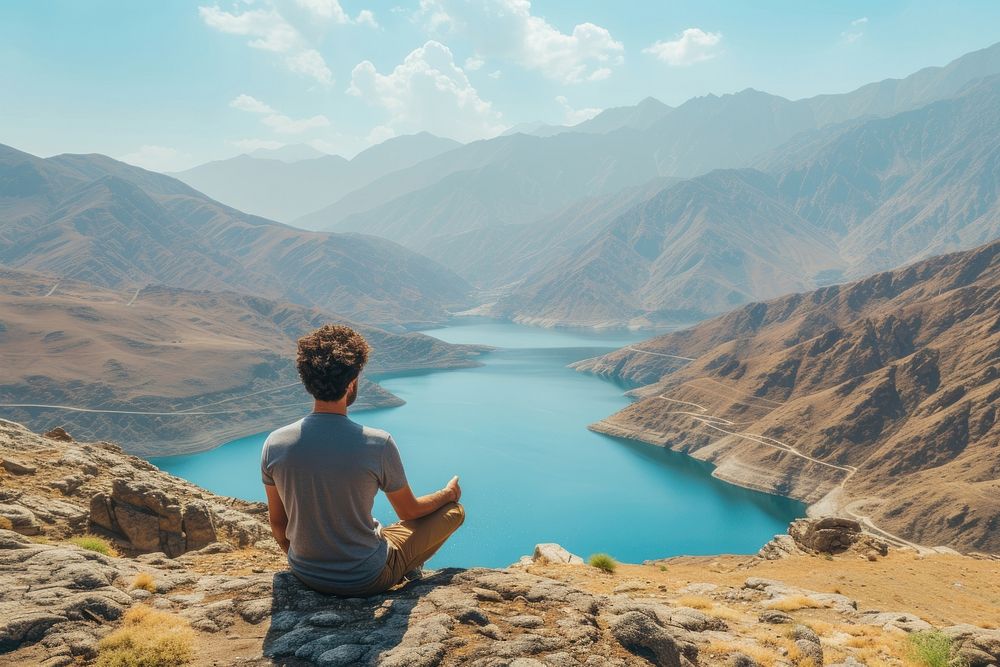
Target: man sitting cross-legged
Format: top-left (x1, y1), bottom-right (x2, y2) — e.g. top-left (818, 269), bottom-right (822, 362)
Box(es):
top-left (261, 324), bottom-right (465, 596)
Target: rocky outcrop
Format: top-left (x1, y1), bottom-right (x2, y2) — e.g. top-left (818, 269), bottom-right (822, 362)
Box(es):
top-left (758, 518), bottom-right (889, 560)
top-left (89, 480), bottom-right (218, 557)
top-left (2, 420), bottom-right (999, 666)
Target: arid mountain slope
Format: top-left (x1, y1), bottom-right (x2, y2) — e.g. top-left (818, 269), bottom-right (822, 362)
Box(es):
top-left (499, 75), bottom-right (1000, 327)
top-left (575, 240), bottom-right (1000, 552)
top-left (0, 144), bottom-right (470, 328)
top-left (0, 267), bottom-right (484, 456)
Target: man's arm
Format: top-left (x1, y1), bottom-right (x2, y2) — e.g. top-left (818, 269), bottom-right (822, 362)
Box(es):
top-left (264, 484), bottom-right (290, 554)
top-left (386, 475), bottom-right (461, 521)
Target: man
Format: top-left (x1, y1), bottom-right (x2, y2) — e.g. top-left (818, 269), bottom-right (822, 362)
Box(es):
top-left (261, 324), bottom-right (465, 596)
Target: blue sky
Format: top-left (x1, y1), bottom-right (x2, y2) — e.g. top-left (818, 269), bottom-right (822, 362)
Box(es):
top-left (2, 0), bottom-right (998, 171)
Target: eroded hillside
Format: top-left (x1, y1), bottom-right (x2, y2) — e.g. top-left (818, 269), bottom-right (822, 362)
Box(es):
top-left (575, 240), bottom-right (1000, 552)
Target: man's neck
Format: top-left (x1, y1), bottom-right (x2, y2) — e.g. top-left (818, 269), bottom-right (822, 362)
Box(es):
top-left (312, 399), bottom-right (348, 415)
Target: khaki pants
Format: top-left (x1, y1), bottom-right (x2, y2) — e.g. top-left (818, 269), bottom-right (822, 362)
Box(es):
top-left (358, 502), bottom-right (465, 596)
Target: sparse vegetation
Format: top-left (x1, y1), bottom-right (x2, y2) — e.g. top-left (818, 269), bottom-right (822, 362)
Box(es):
top-left (0, 516), bottom-right (12, 530)
top-left (588, 553), bottom-right (617, 574)
top-left (764, 595), bottom-right (826, 611)
top-left (131, 572), bottom-right (157, 593)
top-left (96, 605), bottom-right (194, 667)
top-left (704, 640), bottom-right (776, 667)
top-left (675, 595), bottom-right (713, 610)
top-left (658, 564), bottom-right (667, 572)
top-left (906, 630), bottom-right (962, 667)
top-left (68, 534), bottom-right (120, 557)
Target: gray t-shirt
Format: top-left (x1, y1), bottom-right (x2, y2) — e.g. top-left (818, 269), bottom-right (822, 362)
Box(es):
top-left (261, 413), bottom-right (408, 593)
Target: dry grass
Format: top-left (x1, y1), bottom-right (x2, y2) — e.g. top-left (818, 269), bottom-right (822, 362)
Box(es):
top-left (0, 516), bottom-right (12, 530)
top-left (704, 641), bottom-right (776, 667)
top-left (764, 595), bottom-right (827, 611)
top-left (675, 595), bottom-right (713, 610)
top-left (131, 572), bottom-right (157, 593)
top-left (704, 604), bottom-right (743, 622)
top-left (69, 534), bottom-right (120, 557)
top-left (96, 605), bottom-right (194, 667)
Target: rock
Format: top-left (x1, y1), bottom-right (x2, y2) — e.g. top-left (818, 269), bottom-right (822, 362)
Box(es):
top-left (182, 502), bottom-right (218, 551)
top-left (786, 517), bottom-right (890, 556)
top-left (0, 504), bottom-right (42, 535)
top-left (1, 458), bottom-right (37, 475)
top-left (43, 427), bottom-right (74, 442)
top-left (758, 609), bottom-right (793, 624)
top-left (729, 654), bottom-right (761, 667)
top-left (508, 615), bottom-right (544, 628)
top-left (316, 643), bottom-right (367, 666)
top-left (942, 624), bottom-right (1000, 666)
top-left (609, 611), bottom-right (695, 667)
top-left (533, 543), bottom-right (584, 565)
top-left (792, 624), bottom-right (823, 666)
top-left (859, 611), bottom-right (933, 633)
top-left (473, 587), bottom-right (503, 602)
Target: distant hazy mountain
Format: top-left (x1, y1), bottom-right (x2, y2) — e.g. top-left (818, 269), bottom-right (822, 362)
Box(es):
top-left (0, 144), bottom-right (471, 328)
top-left (248, 143), bottom-right (327, 162)
top-left (495, 75), bottom-right (1000, 326)
top-left (173, 132), bottom-right (460, 224)
top-left (0, 266), bottom-right (483, 454)
top-left (502, 97), bottom-right (672, 138)
top-left (575, 238), bottom-right (1000, 552)
top-left (301, 42), bottom-right (1000, 277)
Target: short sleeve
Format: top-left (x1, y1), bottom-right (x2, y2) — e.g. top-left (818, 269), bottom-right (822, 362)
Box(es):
top-left (261, 437), bottom-right (275, 486)
top-left (379, 435), bottom-right (408, 493)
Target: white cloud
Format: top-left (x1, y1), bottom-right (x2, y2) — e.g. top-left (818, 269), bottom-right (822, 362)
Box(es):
top-left (348, 41), bottom-right (505, 142)
top-left (230, 94), bottom-right (330, 134)
top-left (464, 55), bottom-right (485, 71)
top-left (198, 3), bottom-right (334, 85)
top-left (119, 145), bottom-right (195, 173)
top-left (295, 0), bottom-right (350, 23)
top-left (420, 0), bottom-right (623, 84)
top-left (842, 17), bottom-right (868, 43)
top-left (285, 49), bottom-right (334, 85)
top-left (230, 94), bottom-right (276, 114)
top-left (295, 0), bottom-right (379, 27)
top-left (199, 5), bottom-right (299, 52)
top-left (356, 9), bottom-right (378, 27)
top-left (556, 95), bottom-right (601, 126)
top-left (643, 28), bottom-right (722, 66)
top-left (488, 70), bottom-right (502, 79)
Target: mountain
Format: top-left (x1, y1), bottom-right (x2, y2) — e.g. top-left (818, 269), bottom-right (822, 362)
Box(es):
top-left (575, 239), bottom-right (1000, 552)
top-left (502, 97), bottom-right (672, 138)
top-left (248, 143), bottom-right (327, 162)
top-left (0, 143), bottom-right (471, 328)
top-left (172, 133), bottom-right (460, 224)
top-left (495, 75), bottom-right (1000, 327)
top-left (297, 43), bottom-right (1000, 292)
top-left (0, 266), bottom-right (484, 455)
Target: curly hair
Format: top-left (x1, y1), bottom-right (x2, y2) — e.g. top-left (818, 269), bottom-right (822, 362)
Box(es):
top-left (295, 325), bottom-right (371, 401)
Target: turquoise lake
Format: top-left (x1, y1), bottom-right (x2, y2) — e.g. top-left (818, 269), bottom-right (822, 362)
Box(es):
top-left (152, 321), bottom-right (803, 568)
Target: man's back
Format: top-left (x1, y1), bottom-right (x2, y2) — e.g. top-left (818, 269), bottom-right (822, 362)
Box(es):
top-left (261, 412), bottom-right (407, 593)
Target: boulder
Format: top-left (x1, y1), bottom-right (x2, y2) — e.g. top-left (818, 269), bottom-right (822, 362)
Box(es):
top-left (942, 624), bottom-right (1000, 667)
top-left (43, 427), bottom-right (74, 442)
top-left (784, 517), bottom-right (890, 556)
top-left (0, 504), bottom-right (42, 535)
top-left (1, 458), bottom-right (37, 475)
top-left (532, 543), bottom-right (584, 565)
top-left (87, 480), bottom-right (218, 556)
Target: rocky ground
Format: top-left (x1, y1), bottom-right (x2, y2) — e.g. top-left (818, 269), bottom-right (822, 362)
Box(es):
top-left (1, 419), bottom-right (998, 666)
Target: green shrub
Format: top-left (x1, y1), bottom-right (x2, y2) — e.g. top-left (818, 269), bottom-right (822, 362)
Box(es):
top-left (658, 564), bottom-right (668, 572)
top-left (907, 630), bottom-right (962, 667)
top-left (69, 534), bottom-right (120, 557)
top-left (588, 553), bottom-right (617, 574)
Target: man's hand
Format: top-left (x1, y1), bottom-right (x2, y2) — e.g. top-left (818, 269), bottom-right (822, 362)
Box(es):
top-left (445, 475), bottom-right (462, 503)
